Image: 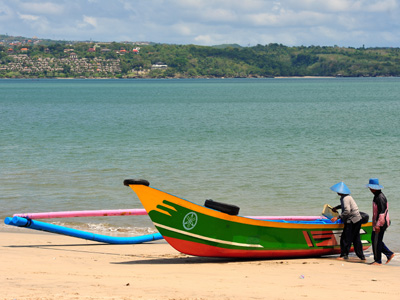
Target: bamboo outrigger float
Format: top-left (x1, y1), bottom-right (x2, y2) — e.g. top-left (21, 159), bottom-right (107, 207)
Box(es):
top-left (124, 179), bottom-right (373, 258)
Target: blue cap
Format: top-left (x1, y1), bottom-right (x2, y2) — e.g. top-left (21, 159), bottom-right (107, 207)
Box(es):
top-left (330, 182), bottom-right (351, 195)
top-left (366, 178), bottom-right (383, 190)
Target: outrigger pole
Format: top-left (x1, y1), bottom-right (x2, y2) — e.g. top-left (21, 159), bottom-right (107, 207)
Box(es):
top-left (13, 208), bottom-right (148, 219)
top-left (12, 208), bottom-right (325, 221)
top-left (5, 216), bottom-right (163, 244)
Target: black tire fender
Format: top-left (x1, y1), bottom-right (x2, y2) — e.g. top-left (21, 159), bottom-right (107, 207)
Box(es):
top-left (123, 179), bottom-right (150, 186)
top-left (204, 199), bottom-right (240, 216)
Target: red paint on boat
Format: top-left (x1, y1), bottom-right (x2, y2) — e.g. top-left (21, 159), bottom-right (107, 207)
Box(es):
top-left (302, 231), bottom-right (314, 247)
top-left (163, 236), bottom-right (343, 258)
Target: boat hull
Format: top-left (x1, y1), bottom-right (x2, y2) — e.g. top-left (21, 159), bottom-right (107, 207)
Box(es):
top-left (125, 180), bottom-right (372, 258)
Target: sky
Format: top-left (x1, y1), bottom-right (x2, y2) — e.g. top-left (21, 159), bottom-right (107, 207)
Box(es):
top-left (1, 0), bottom-right (400, 47)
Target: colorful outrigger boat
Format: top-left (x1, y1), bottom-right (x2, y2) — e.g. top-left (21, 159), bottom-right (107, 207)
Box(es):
top-left (124, 179), bottom-right (373, 258)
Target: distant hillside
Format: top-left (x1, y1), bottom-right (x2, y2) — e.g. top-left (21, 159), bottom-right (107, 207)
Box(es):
top-left (1, 35), bottom-right (400, 78)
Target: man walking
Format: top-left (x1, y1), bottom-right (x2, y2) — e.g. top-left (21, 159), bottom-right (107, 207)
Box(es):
top-left (366, 178), bottom-right (395, 265)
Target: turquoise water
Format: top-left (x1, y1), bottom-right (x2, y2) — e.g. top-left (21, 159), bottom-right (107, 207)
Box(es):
top-left (1, 78), bottom-right (399, 251)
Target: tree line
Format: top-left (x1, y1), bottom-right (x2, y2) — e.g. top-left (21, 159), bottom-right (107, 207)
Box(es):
top-left (1, 42), bottom-right (400, 78)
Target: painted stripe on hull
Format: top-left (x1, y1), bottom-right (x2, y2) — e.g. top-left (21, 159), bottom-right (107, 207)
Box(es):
top-left (154, 222), bottom-right (263, 248)
top-left (303, 231), bottom-right (314, 247)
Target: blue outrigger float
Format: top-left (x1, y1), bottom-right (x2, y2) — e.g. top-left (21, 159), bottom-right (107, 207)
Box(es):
top-left (4, 208), bottom-right (162, 244)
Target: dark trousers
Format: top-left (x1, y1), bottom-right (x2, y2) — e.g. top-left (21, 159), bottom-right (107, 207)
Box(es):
top-left (341, 220), bottom-right (364, 259)
top-left (371, 227), bottom-right (394, 264)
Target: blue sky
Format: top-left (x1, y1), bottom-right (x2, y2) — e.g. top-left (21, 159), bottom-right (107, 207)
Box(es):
top-left (1, 0), bottom-right (400, 47)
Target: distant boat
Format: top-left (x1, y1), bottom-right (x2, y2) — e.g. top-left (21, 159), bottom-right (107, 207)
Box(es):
top-left (124, 179), bottom-right (372, 258)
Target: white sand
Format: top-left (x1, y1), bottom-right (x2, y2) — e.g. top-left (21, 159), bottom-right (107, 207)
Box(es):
top-left (1, 231), bottom-right (398, 300)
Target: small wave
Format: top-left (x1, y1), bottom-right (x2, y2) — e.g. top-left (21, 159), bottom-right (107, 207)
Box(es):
top-left (0, 220), bottom-right (158, 237)
top-left (83, 222), bottom-right (158, 236)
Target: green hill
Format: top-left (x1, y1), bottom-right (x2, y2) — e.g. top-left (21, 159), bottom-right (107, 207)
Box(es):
top-left (1, 35), bottom-right (400, 78)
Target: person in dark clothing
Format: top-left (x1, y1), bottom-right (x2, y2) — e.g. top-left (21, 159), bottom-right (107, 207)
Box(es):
top-left (330, 181), bottom-right (366, 261)
top-left (366, 178), bottom-right (395, 265)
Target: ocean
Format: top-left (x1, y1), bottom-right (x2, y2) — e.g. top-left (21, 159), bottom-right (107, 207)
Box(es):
top-left (1, 78), bottom-right (399, 252)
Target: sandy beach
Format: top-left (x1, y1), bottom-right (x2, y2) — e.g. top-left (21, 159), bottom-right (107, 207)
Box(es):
top-left (1, 230), bottom-right (398, 300)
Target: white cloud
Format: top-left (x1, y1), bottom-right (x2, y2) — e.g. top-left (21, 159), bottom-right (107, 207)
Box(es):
top-left (172, 23), bottom-right (193, 36)
top-left (1, 0), bottom-right (399, 47)
top-left (19, 2), bottom-right (64, 15)
top-left (0, 3), bottom-right (13, 20)
top-left (202, 8), bottom-right (237, 22)
top-left (366, 0), bottom-right (398, 12)
top-left (248, 13), bottom-right (279, 27)
top-left (245, 9), bottom-right (329, 28)
top-left (83, 15), bottom-right (97, 27)
top-left (77, 15), bottom-right (97, 29)
top-left (313, 0), bottom-right (355, 12)
top-left (18, 13), bottom-right (40, 22)
top-left (194, 34), bottom-right (214, 45)
top-left (289, 0), bottom-right (398, 13)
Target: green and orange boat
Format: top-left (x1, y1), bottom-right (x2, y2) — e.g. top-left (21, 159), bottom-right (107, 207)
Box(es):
top-left (124, 179), bottom-right (372, 258)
